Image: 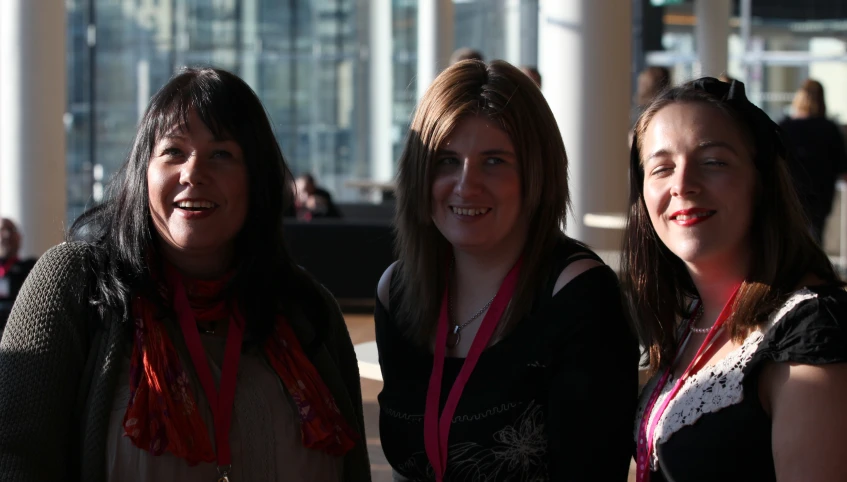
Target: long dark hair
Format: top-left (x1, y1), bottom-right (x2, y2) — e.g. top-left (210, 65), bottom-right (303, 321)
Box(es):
top-left (622, 78), bottom-right (841, 374)
top-left (70, 67), bottom-right (311, 343)
top-left (393, 60), bottom-right (570, 345)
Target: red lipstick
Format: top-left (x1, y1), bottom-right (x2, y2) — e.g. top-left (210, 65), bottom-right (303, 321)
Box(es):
top-left (670, 208), bottom-right (716, 227)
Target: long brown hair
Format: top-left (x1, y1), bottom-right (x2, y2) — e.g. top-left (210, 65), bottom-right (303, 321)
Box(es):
top-left (791, 78), bottom-right (827, 118)
top-left (622, 78), bottom-right (841, 374)
top-left (393, 59), bottom-right (569, 346)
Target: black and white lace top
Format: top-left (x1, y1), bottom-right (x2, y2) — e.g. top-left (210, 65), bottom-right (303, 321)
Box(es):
top-left (376, 239), bottom-right (640, 481)
top-left (635, 285), bottom-right (847, 482)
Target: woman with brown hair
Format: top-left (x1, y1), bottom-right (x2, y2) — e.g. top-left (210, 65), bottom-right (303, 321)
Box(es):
top-left (374, 59), bottom-right (638, 481)
top-left (625, 77), bottom-right (847, 482)
top-left (779, 78), bottom-right (847, 243)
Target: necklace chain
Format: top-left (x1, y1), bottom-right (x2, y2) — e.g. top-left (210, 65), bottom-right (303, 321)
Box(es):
top-left (688, 304), bottom-right (713, 334)
top-left (450, 291), bottom-right (496, 332)
top-left (448, 259), bottom-right (496, 333)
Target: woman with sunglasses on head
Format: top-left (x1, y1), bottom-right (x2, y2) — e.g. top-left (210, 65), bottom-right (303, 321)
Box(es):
top-left (624, 77), bottom-right (847, 482)
top-left (375, 59), bottom-right (639, 481)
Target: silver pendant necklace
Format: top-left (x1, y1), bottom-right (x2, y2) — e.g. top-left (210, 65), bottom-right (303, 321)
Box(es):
top-left (446, 260), bottom-right (496, 349)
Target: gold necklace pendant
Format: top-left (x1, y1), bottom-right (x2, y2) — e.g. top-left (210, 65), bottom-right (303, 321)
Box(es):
top-left (446, 324), bottom-right (461, 348)
top-left (217, 465), bottom-right (231, 482)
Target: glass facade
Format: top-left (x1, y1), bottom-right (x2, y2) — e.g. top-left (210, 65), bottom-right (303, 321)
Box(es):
top-left (650, 3), bottom-right (847, 122)
top-left (64, 0), bottom-right (541, 222)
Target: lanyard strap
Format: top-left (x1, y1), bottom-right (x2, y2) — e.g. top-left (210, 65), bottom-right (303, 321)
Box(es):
top-left (423, 258), bottom-right (523, 481)
top-left (173, 273), bottom-right (244, 473)
top-left (0, 256), bottom-right (18, 278)
top-left (635, 285), bottom-right (740, 482)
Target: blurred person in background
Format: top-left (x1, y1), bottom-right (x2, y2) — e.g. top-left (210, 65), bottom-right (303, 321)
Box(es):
top-left (0, 68), bottom-right (370, 481)
top-left (630, 66), bottom-right (672, 147)
top-left (633, 67), bottom-right (672, 124)
top-left (0, 218), bottom-right (36, 330)
top-left (448, 47), bottom-right (483, 65)
top-left (626, 77), bottom-right (847, 482)
top-left (520, 65), bottom-right (542, 88)
top-left (295, 173), bottom-right (341, 220)
top-left (375, 59), bottom-right (638, 481)
top-left (779, 79), bottom-right (847, 243)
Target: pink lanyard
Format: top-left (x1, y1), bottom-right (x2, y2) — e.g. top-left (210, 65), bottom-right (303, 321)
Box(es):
top-left (635, 286), bottom-right (740, 482)
top-left (423, 258), bottom-right (523, 482)
top-left (0, 256), bottom-right (17, 277)
top-left (172, 273), bottom-right (244, 482)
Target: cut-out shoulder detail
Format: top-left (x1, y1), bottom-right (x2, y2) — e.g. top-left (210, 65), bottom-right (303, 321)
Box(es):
top-left (378, 261), bottom-right (399, 310)
top-left (552, 259), bottom-right (605, 296)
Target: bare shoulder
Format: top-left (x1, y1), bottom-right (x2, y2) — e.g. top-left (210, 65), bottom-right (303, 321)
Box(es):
top-left (552, 257), bottom-right (606, 297)
top-left (763, 362), bottom-right (847, 480)
top-left (377, 261), bottom-right (399, 310)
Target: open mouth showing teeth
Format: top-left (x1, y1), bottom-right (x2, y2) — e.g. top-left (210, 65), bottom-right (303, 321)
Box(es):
top-left (672, 211), bottom-right (715, 221)
top-left (175, 201), bottom-right (217, 211)
top-left (451, 206), bottom-right (491, 216)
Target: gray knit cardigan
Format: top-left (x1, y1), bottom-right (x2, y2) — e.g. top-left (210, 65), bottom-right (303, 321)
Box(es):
top-left (0, 242), bottom-right (372, 481)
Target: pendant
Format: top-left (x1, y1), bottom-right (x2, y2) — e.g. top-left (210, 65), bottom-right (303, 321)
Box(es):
top-left (197, 321), bottom-right (217, 335)
top-left (217, 465), bottom-right (231, 482)
top-left (446, 324), bottom-right (461, 348)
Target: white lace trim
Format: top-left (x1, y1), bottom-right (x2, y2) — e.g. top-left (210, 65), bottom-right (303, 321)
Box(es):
top-left (636, 289), bottom-right (818, 470)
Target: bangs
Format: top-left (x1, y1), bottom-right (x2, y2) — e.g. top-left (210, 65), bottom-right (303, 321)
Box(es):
top-left (149, 73), bottom-right (240, 144)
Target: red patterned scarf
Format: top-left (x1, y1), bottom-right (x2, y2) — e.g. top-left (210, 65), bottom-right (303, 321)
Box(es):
top-left (122, 270), bottom-right (357, 465)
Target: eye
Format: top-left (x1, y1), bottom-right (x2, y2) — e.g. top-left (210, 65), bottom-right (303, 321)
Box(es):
top-left (485, 157), bottom-right (506, 165)
top-left (649, 166), bottom-right (672, 177)
top-left (160, 146), bottom-right (183, 157)
top-left (704, 158), bottom-right (727, 167)
top-left (437, 156), bottom-right (460, 166)
top-left (211, 149), bottom-right (234, 159)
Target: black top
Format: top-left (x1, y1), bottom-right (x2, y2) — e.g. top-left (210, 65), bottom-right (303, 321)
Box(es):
top-left (376, 239), bottom-right (639, 481)
top-left (639, 284), bottom-right (847, 482)
top-left (311, 187), bottom-right (342, 218)
top-left (0, 257), bottom-right (36, 329)
top-left (778, 117), bottom-right (847, 224)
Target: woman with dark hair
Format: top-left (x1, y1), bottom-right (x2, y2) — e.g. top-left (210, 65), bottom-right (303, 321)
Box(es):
top-left (0, 68), bottom-right (370, 481)
top-left (624, 77), bottom-right (847, 482)
top-left (375, 59), bottom-right (639, 481)
top-left (779, 78), bottom-right (847, 243)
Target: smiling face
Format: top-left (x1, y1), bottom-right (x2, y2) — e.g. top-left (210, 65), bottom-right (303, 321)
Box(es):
top-left (640, 102), bottom-right (758, 269)
top-left (430, 115), bottom-right (526, 256)
top-left (147, 108), bottom-right (249, 271)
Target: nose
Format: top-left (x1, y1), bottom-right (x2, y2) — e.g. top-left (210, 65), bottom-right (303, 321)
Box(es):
top-left (454, 159), bottom-right (483, 196)
top-left (669, 161), bottom-right (701, 198)
top-left (179, 153), bottom-right (209, 186)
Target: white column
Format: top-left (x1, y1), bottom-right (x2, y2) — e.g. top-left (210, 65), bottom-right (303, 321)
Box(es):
top-left (695, 0), bottom-right (731, 78)
top-left (240, 0), bottom-right (260, 90)
top-left (416, 0), bottom-right (454, 100)
top-left (538, 0), bottom-right (631, 251)
top-left (505, 0), bottom-right (522, 65)
top-left (137, 59), bottom-right (150, 120)
top-left (370, 0), bottom-right (394, 183)
top-left (505, 0), bottom-right (539, 67)
top-left (0, 0), bottom-right (67, 258)
top-left (521, 0), bottom-right (539, 67)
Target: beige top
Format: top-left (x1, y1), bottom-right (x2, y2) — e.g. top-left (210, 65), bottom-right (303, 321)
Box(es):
top-left (107, 332), bottom-right (344, 482)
